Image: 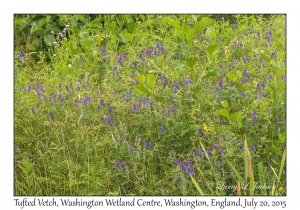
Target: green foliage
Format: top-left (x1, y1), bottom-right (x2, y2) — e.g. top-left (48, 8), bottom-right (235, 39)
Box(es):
top-left (14, 14), bottom-right (286, 196)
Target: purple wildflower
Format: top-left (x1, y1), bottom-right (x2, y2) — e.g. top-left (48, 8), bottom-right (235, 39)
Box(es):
top-left (167, 108), bottom-right (174, 116)
top-left (100, 99), bottom-right (105, 106)
top-left (163, 79), bottom-right (168, 88)
top-left (185, 79), bottom-right (193, 86)
top-left (133, 61), bottom-right (138, 68)
top-left (31, 108), bottom-right (36, 114)
top-left (198, 127), bottom-right (204, 134)
top-left (218, 79), bottom-right (223, 89)
top-left (196, 149), bottom-right (205, 157)
top-left (146, 49), bottom-right (152, 57)
top-left (206, 150), bottom-right (212, 156)
top-left (252, 145), bottom-right (256, 152)
top-left (160, 126), bottom-right (165, 133)
top-left (252, 111), bottom-right (257, 123)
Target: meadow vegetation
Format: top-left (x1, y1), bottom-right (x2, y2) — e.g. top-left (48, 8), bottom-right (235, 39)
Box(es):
top-left (14, 14), bottom-right (286, 195)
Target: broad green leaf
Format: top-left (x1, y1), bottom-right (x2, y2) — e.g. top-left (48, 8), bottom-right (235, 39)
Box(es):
top-left (106, 23), bottom-right (117, 33)
top-left (229, 112), bottom-right (243, 123)
top-left (43, 34), bottom-right (54, 46)
top-left (235, 82), bottom-right (246, 91)
top-left (161, 17), bottom-right (173, 24)
top-left (170, 20), bottom-right (182, 30)
top-left (216, 109), bottom-right (229, 118)
top-left (186, 57), bottom-right (198, 68)
top-left (206, 44), bottom-right (219, 57)
top-left (58, 14), bottom-right (68, 23)
top-left (127, 22), bottom-right (138, 33)
top-left (221, 100), bottom-right (228, 108)
top-left (268, 144), bottom-right (281, 154)
top-left (201, 69), bottom-right (218, 80)
top-left (226, 72), bottom-right (238, 82)
top-left (210, 31), bottom-right (217, 39)
top-left (32, 26), bottom-right (43, 33)
top-left (260, 53), bottom-right (270, 63)
top-left (194, 17), bottom-right (214, 34)
top-left (147, 74), bottom-right (157, 89)
top-left (123, 32), bottom-right (133, 42)
top-left (274, 41), bottom-right (282, 48)
top-left (134, 84), bottom-right (151, 96)
top-left (277, 69), bottom-right (285, 78)
top-left (154, 95), bottom-right (165, 103)
top-left (135, 75), bottom-right (145, 83)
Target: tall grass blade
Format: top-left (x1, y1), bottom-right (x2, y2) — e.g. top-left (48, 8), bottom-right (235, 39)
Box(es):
top-left (190, 175), bottom-right (204, 195)
top-left (236, 180), bottom-right (241, 196)
top-left (257, 162), bottom-right (267, 195)
top-left (278, 149), bottom-right (286, 182)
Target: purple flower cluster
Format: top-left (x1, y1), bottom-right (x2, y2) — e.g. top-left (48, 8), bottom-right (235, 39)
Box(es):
top-left (265, 31), bottom-right (272, 41)
top-left (18, 52), bottom-right (27, 60)
top-left (132, 103), bottom-right (141, 111)
top-left (243, 56), bottom-right (250, 63)
top-left (102, 116), bottom-right (115, 124)
top-left (129, 142), bottom-right (140, 154)
top-left (185, 79), bottom-right (193, 86)
top-left (231, 59), bottom-right (237, 68)
top-left (101, 46), bottom-right (107, 61)
top-left (146, 49), bottom-right (153, 57)
top-left (175, 159), bottom-right (194, 175)
top-left (252, 111), bottom-right (257, 123)
top-left (114, 160), bottom-right (129, 170)
top-left (142, 141), bottom-right (153, 149)
top-left (118, 54), bottom-right (126, 66)
top-left (173, 81), bottom-right (180, 93)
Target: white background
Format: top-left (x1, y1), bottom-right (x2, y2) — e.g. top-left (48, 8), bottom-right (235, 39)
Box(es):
top-left (1, 0), bottom-right (298, 209)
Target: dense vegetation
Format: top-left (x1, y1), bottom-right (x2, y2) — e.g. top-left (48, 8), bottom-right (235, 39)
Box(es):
top-left (14, 14), bottom-right (286, 196)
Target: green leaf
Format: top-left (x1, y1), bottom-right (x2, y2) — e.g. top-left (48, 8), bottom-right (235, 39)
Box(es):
top-left (123, 32), bottom-right (133, 42)
top-left (221, 100), bottom-right (228, 108)
top-left (194, 17), bottom-right (214, 34)
top-left (106, 23), bottom-right (117, 33)
top-left (43, 34), bottom-right (54, 46)
top-left (58, 14), bottom-right (68, 23)
top-left (274, 41), bottom-right (282, 48)
top-left (148, 70), bottom-right (161, 74)
top-left (260, 53), bottom-right (270, 63)
top-left (201, 69), bottom-right (218, 80)
top-left (170, 20), bottom-right (182, 30)
top-left (226, 72), bottom-right (238, 82)
top-left (268, 144), bottom-right (281, 154)
top-left (154, 96), bottom-right (165, 103)
top-left (186, 57), bottom-right (198, 68)
top-left (134, 84), bottom-right (151, 96)
top-left (216, 109), bottom-right (229, 118)
top-left (147, 74), bottom-right (157, 89)
top-left (127, 22), bottom-right (138, 33)
top-left (206, 44), bottom-right (219, 57)
top-left (229, 112), bottom-right (243, 123)
top-left (161, 17), bottom-right (173, 24)
top-left (235, 82), bottom-right (246, 91)
top-left (135, 75), bottom-right (145, 83)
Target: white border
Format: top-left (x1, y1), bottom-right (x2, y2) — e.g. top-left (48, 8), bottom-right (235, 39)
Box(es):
top-left (2, 0), bottom-right (299, 209)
